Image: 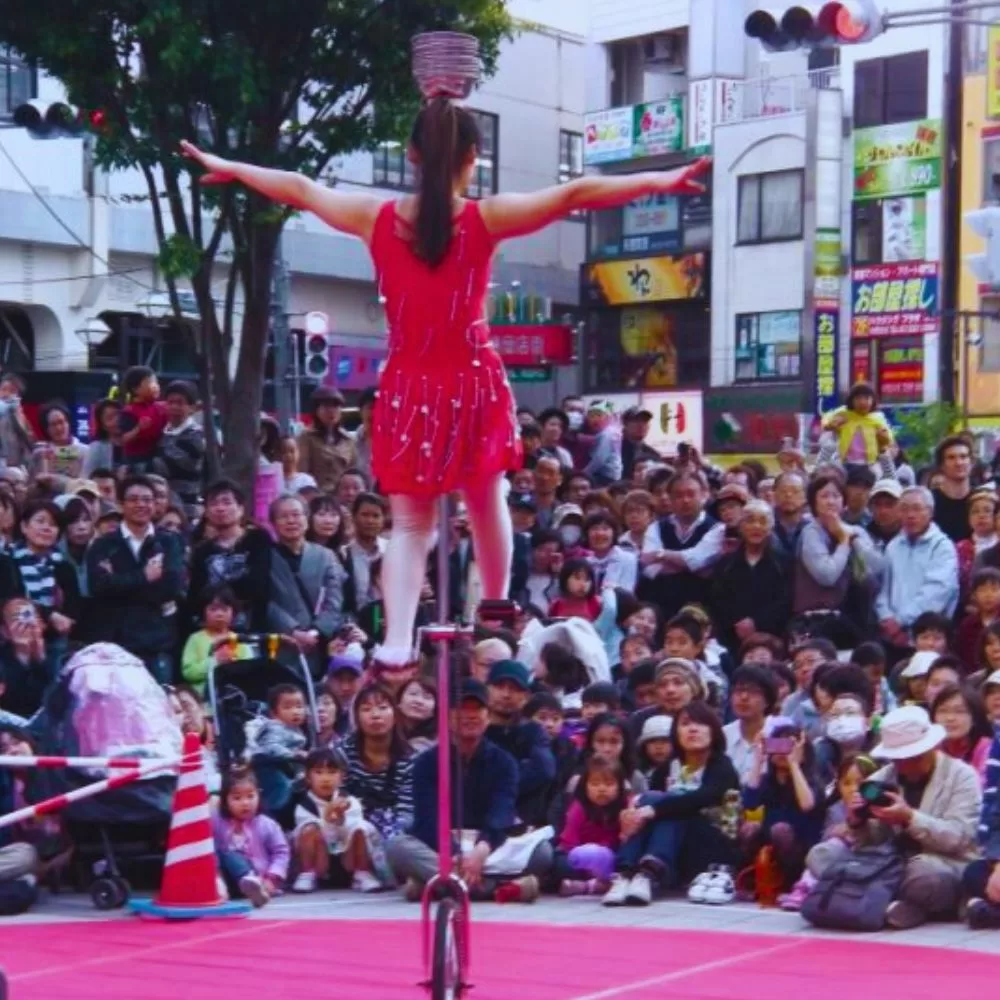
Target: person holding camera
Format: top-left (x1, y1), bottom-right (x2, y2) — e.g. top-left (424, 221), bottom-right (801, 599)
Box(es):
top-left (839, 706), bottom-right (982, 930)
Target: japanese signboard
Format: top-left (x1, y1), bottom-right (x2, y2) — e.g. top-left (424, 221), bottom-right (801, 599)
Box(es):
top-left (853, 119), bottom-right (942, 200)
top-left (850, 262), bottom-right (939, 339)
top-left (584, 98), bottom-right (685, 165)
top-left (490, 324), bottom-right (573, 366)
top-left (851, 342), bottom-right (872, 385)
top-left (989, 26), bottom-right (1000, 119)
top-left (582, 254), bottom-right (707, 306)
top-left (507, 366), bottom-right (552, 384)
top-left (877, 338), bottom-right (924, 404)
top-left (621, 194), bottom-right (682, 255)
top-left (642, 391), bottom-right (704, 455)
top-left (688, 79), bottom-right (712, 153)
top-left (814, 307), bottom-right (840, 414)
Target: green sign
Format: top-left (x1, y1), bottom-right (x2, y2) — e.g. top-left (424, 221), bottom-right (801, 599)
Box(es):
top-left (632, 98), bottom-right (685, 158)
top-left (508, 366), bottom-right (552, 384)
top-left (853, 119), bottom-right (942, 201)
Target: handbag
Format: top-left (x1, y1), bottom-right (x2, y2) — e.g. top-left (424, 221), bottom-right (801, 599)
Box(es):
top-left (800, 841), bottom-right (905, 931)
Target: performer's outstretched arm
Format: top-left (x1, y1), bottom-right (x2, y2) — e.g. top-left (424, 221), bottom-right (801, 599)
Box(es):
top-left (180, 141), bottom-right (383, 243)
top-left (480, 157), bottom-right (709, 241)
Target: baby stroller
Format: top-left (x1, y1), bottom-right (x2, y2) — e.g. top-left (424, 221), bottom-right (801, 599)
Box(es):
top-left (1, 643), bottom-right (180, 910)
top-left (206, 634), bottom-right (319, 821)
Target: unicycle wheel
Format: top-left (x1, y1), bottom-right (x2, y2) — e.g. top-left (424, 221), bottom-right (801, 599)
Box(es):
top-left (431, 897), bottom-right (465, 1000)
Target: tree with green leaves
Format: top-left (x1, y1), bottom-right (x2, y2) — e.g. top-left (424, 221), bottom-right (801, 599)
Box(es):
top-left (0, 1), bottom-right (511, 489)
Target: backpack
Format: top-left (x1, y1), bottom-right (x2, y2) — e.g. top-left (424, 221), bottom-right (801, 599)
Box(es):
top-left (800, 842), bottom-right (905, 931)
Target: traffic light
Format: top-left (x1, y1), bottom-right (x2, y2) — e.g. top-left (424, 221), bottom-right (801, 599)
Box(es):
top-left (301, 310), bottom-right (331, 379)
top-left (11, 101), bottom-right (86, 137)
top-left (964, 207), bottom-right (1000, 287)
top-left (744, 1), bottom-right (884, 51)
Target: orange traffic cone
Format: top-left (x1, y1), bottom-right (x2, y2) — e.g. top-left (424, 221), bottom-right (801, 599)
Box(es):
top-left (130, 732), bottom-right (250, 919)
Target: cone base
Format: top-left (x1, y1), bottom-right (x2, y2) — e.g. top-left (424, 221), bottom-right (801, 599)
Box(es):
top-left (128, 897), bottom-right (252, 920)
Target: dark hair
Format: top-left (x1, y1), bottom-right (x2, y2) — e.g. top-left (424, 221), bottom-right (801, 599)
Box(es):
top-left (204, 478), bottom-right (245, 507)
top-left (520, 423), bottom-right (542, 442)
top-left (409, 98), bottom-right (481, 268)
top-left (164, 379), bottom-right (198, 405)
top-left (626, 659), bottom-right (657, 691)
top-left (930, 684), bottom-right (994, 750)
top-left (538, 641), bottom-right (588, 695)
top-left (793, 637), bottom-right (838, 663)
top-left (767, 660), bottom-right (796, 694)
top-left (396, 676), bottom-right (438, 743)
top-left (198, 583), bottom-right (238, 615)
top-left (674, 700), bottom-right (726, 758)
top-left (730, 665), bottom-right (779, 715)
top-left (352, 491), bottom-right (386, 517)
top-left (92, 400), bottom-right (120, 442)
top-left (38, 401), bottom-right (72, 442)
top-left (850, 641), bottom-right (887, 670)
top-left (219, 766), bottom-right (259, 818)
top-left (582, 682), bottom-right (620, 711)
top-left (530, 528), bottom-right (562, 550)
top-left (0, 372), bottom-right (25, 395)
top-left (537, 408), bottom-right (569, 433)
top-left (807, 661), bottom-right (840, 704)
top-left (934, 434), bottom-right (972, 469)
top-left (523, 691), bottom-right (563, 718)
top-left (304, 746), bottom-right (349, 774)
top-left (582, 712), bottom-right (635, 775)
top-left (351, 682), bottom-right (411, 761)
top-left (123, 365), bottom-right (155, 398)
top-left (558, 557), bottom-right (595, 596)
top-left (806, 472), bottom-right (846, 515)
top-left (739, 632), bottom-right (785, 662)
top-left (819, 664), bottom-right (874, 715)
top-left (575, 755), bottom-right (628, 823)
top-left (647, 467), bottom-right (673, 494)
top-left (971, 567), bottom-right (1000, 594)
top-left (845, 466), bottom-right (876, 490)
top-left (90, 467), bottom-right (115, 480)
top-left (846, 381), bottom-right (877, 409)
top-left (118, 474), bottom-right (156, 503)
top-left (59, 497), bottom-right (92, 531)
top-left (583, 510), bottom-right (621, 539)
top-left (665, 613), bottom-right (705, 646)
top-left (18, 499), bottom-right (62, 541)
top-left (667, 470), bottom-right (705, 495)
top-left (911, 611), bottom-right (953, 642)
top-left (267, 683), bottom-right (303, 712)
top-left (307, 494), bottom-right (347, 549)
top-left (979, 622), bottom-right (1000, 670)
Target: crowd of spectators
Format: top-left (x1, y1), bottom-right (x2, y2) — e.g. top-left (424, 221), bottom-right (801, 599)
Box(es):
top-left (0, 370), bottom-right (997, 932)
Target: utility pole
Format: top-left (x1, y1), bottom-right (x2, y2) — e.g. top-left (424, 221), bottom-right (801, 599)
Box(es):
top-left (271, 233), bottom-right (294, 435)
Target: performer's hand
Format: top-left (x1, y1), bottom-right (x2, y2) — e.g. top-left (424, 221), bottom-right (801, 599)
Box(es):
top-left (655, 156), bottom-right (711, 196)
top-left (180, 140), bottom-right (237, 184)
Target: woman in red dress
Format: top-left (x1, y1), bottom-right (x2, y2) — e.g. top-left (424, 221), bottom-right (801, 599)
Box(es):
top-left (181, 104), bottom-right (707, 666)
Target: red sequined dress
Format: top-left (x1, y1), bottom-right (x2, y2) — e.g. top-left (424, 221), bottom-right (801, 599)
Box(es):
top-left (369, 199), bottom-right (521, 497)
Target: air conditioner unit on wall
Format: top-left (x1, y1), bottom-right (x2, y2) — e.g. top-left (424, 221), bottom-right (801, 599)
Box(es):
top-left (643, 34), bottom-right (680, 67)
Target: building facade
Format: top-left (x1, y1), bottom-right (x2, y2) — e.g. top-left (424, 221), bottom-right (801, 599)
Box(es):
top-left (0, 0), bottom-right (586, 410)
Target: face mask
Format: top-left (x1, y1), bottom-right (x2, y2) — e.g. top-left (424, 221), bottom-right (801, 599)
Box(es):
top-left (567, 412), bottom-right (584, 431)
top-left (560, 525), bottom-right (581, 546)
top-left (826, 715), bottom-right (867, 745)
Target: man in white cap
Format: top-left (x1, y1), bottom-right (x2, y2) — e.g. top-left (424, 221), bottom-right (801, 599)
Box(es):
top-left (866, 478), bottom-right (902, 553)
top-left (848, 705), bottom-right (981, 929)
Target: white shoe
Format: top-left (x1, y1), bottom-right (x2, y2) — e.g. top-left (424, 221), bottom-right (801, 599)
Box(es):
top-left (238, 873), bottom-right (270, 908)
top-left (626, 872), bottom-right (653, 906)
top-left (687, 866), bottom-right (716, 904)
top-left (601, 874), bottom-right (631, 907)
top-left (216, 875), bottom-right (230, 901)
top-left (292, 871), bottom-right (317, 893)
top-left (352, 870), bottom-right (383, 894)
top-left (703, 867), bottom-right (735, 905)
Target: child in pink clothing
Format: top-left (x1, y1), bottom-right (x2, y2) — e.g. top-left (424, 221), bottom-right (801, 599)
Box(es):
top-left (557, 757), bottom-right (630, 897)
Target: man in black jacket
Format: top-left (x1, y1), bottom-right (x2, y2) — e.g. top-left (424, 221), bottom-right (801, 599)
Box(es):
top-left (86, 475), bottom-right (185, 682)
top-left (485, 659), bottom-right (555, 828)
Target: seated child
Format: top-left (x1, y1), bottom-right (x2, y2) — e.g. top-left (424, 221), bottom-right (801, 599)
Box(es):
top-left (635, 715), bottom-right (673, 783)
top-left (181, 584), bottom-right (252, 694)
top-left (212, 767), bottom-right (289, 907)
top-left (547, 558), bottom-right (601, 622)
top-left (524, 692), bottom-right (578, 821)
top-left (580, 682), bottom-right (620, 724)
top-left (249, 684), bottom-right (309, 763)
top-left (291, 748), bottom-right (384, 894)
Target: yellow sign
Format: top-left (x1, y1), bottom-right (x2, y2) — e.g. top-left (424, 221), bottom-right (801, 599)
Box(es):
top-left (989, 25), bottom-right (1000, 119)
top-left (582, 254), bottom-right (707, 306)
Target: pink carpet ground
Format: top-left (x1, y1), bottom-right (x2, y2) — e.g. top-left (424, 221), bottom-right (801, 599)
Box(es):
top-left (1, 919), bottom-right (985, 999)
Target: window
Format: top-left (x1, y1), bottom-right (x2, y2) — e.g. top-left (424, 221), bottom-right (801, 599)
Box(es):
top-left (467, 109), bottom-right (498, 198)
top-left (853, 51), bottom-right (928, 129)
top-left (852, 196), bottom-right (927, 264)
top-left (736, 170), bottom-right (803, 243)
top-left (372, 141), bottom-right (417, 190)
top-left (977, 298), bottom-right (1000, 374)
top-left (0, 48), bottom-right (35, 118)
top-left (559, 129), bottom-right (584, 220)
top-left (852, 201), bottom-right (882, 265)
top-left (735, 311), bottom-right (802, 381)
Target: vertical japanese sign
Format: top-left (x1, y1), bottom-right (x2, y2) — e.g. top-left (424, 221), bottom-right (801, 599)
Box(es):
top-left (989, 25), bottom-right (1000, 119)
top-left (813, 228), bottom-right (841, 414)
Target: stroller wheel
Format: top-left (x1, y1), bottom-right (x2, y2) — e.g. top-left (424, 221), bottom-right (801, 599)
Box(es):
top-left (91, 877), bottom-right (125, 910)
top-left (111, 876), bottom-right (131, 906)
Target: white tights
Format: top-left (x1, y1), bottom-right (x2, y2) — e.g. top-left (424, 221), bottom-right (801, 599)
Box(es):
top-left (378, 473), bottom-right (512, 660)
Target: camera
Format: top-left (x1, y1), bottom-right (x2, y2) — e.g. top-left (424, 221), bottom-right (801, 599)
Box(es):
top-left (860, 779), bottom-right (898, 808)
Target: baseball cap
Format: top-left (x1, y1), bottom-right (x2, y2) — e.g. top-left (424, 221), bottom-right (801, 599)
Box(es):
top-left (587, 399), bottom-right (615, 416)
top-left (508, 493), bottom-right (536, 512)
top-left (328, 641), bottom-right (365, 675)
top-left (638, 714), bottom-right (673, 745)
top-left (623, 406), bottom-right (653, 422)
top-left (68, 479), bottom-right (101, 498)
top-left (871, 479), bottom-right (903, 500)
top-left (457, 678), bottom-right (490, 707)
top-left (487, 659), bottom-right (531, 690)
top-left (901, 650), bottom-right (939, 679)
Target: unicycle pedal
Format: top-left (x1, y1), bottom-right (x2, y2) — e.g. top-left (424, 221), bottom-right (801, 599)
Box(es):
top-left (476, 599), bottom-right (519, 630)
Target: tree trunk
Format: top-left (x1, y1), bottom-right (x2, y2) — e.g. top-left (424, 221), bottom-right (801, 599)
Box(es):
top-left (221, 220), bottom-right (281, 496)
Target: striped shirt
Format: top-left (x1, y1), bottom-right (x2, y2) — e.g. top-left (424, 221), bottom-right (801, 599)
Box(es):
top-left (9, 544), bottom-right (63, 609)
top-left (341, 733), bottom-right (414, 841)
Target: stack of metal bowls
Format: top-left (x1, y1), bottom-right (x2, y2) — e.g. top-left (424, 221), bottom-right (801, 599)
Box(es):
top-left (412, 31), bottom-right (481, 100)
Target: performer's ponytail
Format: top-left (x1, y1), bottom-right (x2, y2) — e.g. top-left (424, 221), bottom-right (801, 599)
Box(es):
top-left (410, 97), bottom-right (480, 267)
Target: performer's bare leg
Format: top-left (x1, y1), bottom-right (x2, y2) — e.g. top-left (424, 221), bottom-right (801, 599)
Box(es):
top-left (379, 493), bottom-right (437, 663)
top-left (463, 473), bottom-right (512, 600)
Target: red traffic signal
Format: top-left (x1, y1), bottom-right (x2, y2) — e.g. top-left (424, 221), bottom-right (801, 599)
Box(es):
top-left (745, 1), bottom-right (883, 50)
